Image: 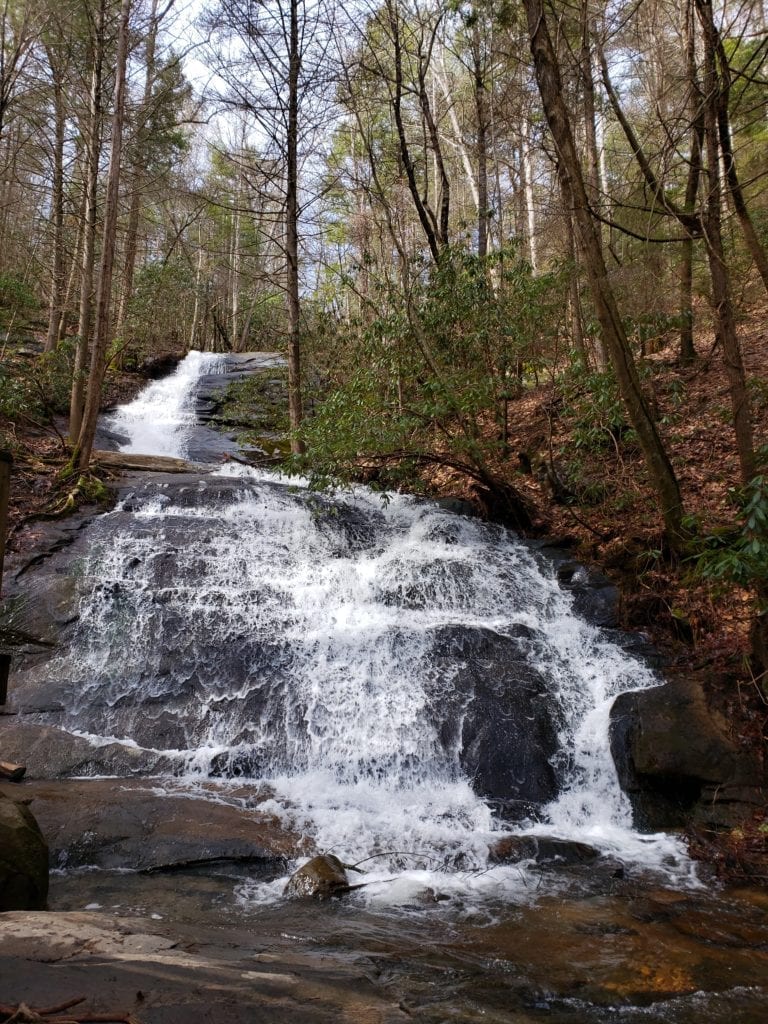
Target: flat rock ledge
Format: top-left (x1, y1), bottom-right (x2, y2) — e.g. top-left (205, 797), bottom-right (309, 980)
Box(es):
top-left (0, 778), bottom-right (308, 872)
top-left (0, 911), bottom-right (407, 1023)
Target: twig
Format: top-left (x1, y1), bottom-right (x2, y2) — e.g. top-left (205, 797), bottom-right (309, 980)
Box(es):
top-left (32, 1002), bottom-right (86, 1016)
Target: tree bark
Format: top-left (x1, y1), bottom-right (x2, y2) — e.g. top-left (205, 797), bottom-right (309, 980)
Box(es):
top-left (75, 0), bottom-right (132, 471)
top-left (69, 0), bottom-right (106, 442)
top-left (286, 0), bottom-right (304, 453)
top-left (44, 51), bottom-right (66, 353)
top-left (115, 0), bottom-right (159, 356)
top-left (697, 0), bottom-right (768, 296)
top-left (388, 0), bottom-right (441, 263)
top-left (696, 0), bottom-right (756, 483)
top-left (522, 0), bottom-right (685, 547)
top-left (471, 19), bottom-right (488, 259)
top-left (679, 0), bottom-right (703, 365)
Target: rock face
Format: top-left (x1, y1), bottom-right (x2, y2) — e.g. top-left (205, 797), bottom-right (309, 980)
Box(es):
top-left (610, 676), bottom-right (765, 830)
top-left (530, 545), bottom-right (621, 629)
top-left (2, 778), bottom-right (303, 872)
top-left (428, 625), bottom-right (560, 818)
top-left (0, 791), bottom-right (48, 910)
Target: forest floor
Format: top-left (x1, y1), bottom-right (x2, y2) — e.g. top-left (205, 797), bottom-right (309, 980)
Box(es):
top-left (1, 309), bottom-right (767, 879)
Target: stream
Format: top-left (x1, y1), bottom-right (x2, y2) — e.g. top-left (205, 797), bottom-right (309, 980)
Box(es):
top-left (4, 351), bottom-right (768, 1021)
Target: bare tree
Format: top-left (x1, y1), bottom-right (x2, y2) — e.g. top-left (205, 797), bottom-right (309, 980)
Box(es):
top-left (522, 0), bottom-right (685, 548)
top-left (206, 0), bottom-right (334, 453)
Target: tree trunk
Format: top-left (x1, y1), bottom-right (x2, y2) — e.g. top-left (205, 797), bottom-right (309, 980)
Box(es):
top-left (69, 0), bottom-right (106, 442)
top-left (580, 1), bottom-right (601, 226)
top-left (696, 0), bottom-right (756, 483)
top-left (286, 0), bottom-right (304, 453)
top-left (472, 20), bottom-right (488, 259)
top-left (75, 0), bottom-right (132, 471)
top-left (679, 0), bottom-right (703, 365)
top-left (115, 0), bottom-right (159, 355)
top-left (388, 0), bottom-right (441, 263)
top-left (44, 59), bottom-right (66, 353)
top-left (522, 0), bottom-right (685, 548)
top-left (696, 0), bottom-right (768, 295)
top-left (520, 115), bottom-right (538, 273)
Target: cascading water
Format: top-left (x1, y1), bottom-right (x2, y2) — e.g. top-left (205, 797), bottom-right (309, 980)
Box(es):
top-left (106, 351), bottom-right (227, 458)
top-left (41, 351), bottom-right (695, 905)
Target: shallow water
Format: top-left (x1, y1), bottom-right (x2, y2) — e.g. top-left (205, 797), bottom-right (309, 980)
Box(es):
top-left (48, 860), bottom-right (768, 1023)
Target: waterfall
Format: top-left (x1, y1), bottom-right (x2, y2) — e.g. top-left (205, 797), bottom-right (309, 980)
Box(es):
top-left (107, 351), bottom-right (227, 458)
top-left (46, 352), bottom-right (694, 903)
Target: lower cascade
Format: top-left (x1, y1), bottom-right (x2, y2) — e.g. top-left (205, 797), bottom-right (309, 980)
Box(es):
top-left (17, 352), bottom-right (694, 905)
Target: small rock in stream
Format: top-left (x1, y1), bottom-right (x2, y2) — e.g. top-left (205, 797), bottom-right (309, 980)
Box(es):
top-left (284, 854), bottom-right (351, 899)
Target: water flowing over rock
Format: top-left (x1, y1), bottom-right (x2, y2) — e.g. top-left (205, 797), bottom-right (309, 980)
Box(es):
top-left (1, 351), bottom-right (696, 890)
top-left (284, 854), bottom-right (350, 899)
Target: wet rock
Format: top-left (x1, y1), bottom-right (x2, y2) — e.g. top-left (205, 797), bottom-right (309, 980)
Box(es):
top-left (432, 497), bottom-right (477, 518)
top-left (429, 625), bottom-right (559, 816)
top-left (2, 778), bottom-right (301, 872)
top-left (284, 854), bottom-right (350, 899)
top-left (0, 911), bottom-right (408, 1022)
top-left (0, 722), bottom-right (173, 779)
top-left (488, 835), bottom-right (600, 867)
top-left (0, 791), bottom-right (48, 910)
top-left (556, 562), bottom-right (619, 628)
top-left (610, 676), bottom-right (765, 830)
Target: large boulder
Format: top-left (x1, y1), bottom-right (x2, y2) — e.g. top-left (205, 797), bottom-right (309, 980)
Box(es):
top-left (0, 791), bottom-right (48, 910)
top-left (428, 625), bottom-right (560, 818)
top-left (610, 676), bottom-right (765, 830)
top-left (11, 778), bottom-right (302, 872)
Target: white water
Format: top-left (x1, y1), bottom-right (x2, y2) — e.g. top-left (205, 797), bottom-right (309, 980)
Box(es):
top-left (62, 352), bottom-right (695, 905)
top-left (107, 350), bottom-right (226, 458)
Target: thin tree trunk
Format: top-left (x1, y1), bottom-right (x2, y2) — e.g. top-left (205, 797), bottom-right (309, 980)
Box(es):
top-left (58, 204), bottom-right (84, 342)
top-left (704, 0), bottom-right (768, 294)
top-left (388, 0), bottom-right (441, 263)
top-left (520, 116), bottom-right (537, 272)
top-left (115, 0), bottom-right (159, 352)
top-left (580, 1), bottom-right (601, 224)
top-left (696, 0), bottom-right (756, 483)
top-left (286, 0), bottom-right (304, 453)
top-left (75, 0), bottom-right (132, 470)
top-left (566, 211), bottom-right (588, 364)
top-left (472, 20), bottom-right (488, 259)
top-left (435, 57), bottom-right (479, 208)
top-left (523, 0), bottom-right (685, 547)
top-left (189, 225), bottom-right (204, 351)
top-left (44, 60), bottom-right (66, 353)
top-left (679, 0), bottom-right (703, 365)
top-left (70, 0), bottom-right (106, 442)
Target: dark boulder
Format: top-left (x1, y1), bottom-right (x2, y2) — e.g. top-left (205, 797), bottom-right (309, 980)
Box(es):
top-left (0, 791), bottom-right (48, 910)
top-left (610, 676), bottom-right (765, 831)
top-left (488, 834), bottom-right (600, 867)
top-left (531, 546), bottom-right (620, 629)
top-left (427, 625), bottom-right (560, 818)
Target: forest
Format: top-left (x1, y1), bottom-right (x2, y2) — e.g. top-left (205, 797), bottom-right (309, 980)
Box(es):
top-left (0, 0), bottom-right (767, 786)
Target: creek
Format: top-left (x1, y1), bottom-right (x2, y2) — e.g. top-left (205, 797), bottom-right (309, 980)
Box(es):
top-left (3, 351), bottom-right (767, 1022)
